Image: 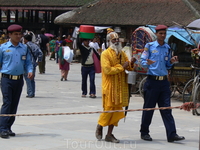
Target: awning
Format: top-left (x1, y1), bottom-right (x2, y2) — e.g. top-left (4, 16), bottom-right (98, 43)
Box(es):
top-left (147, 25), bottom-right (196, 46)
top-left (0, 6), bottom-right (77, 11)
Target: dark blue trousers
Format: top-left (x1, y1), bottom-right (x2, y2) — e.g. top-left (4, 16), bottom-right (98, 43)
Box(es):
top-left (81, 66), bottom-right (96, 95)
top-left (0, 77), bottom-right (24, 132)
top-left (140, 77), bottom-right (176, 140)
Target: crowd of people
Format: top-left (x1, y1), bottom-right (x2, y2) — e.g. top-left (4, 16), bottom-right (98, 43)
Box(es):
top-left (1, 24), bottom-right (198, 144)
top-left (0, 24), bottom-right (77, 139)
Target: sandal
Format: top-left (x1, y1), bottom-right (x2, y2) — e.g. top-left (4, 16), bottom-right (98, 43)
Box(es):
top-left (105, 134), bottom-right (120, 143)
top-left (95, 124), bottom-right (103, 140)
top-left (82, 95), bottom-right (86, 98)
top-left (90, 94), bottom-right (96, 98)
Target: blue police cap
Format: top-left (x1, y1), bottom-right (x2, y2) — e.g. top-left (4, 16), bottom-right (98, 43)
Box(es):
top-left (7, 24), bottom-right (22, 32)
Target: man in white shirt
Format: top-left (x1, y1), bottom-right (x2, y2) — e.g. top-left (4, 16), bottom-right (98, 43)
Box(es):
top-left (89, 37), bottom-right (100, 53)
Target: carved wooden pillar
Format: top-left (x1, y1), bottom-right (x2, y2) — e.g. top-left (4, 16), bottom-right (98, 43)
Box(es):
top-left (22, 10), bottom-right (24, 22)
top-left (27, 10), bottom-right (30, 23)
top-left (30, 10), bottom-right (33, 22)
top-left (15, 10), bottom-right (18, 23)
top-left (44, 10), bottom-right (47, 23)
top-left (35, 10), bottom-right (39, 23)
top-left (0, 9), bottom-right (1, 23)
top-left (47, 11), bottom-right (50, 23)
top-left (7, 9), bottom-right (10, 23)
top-left (51, 10), bottom-right (55, 24)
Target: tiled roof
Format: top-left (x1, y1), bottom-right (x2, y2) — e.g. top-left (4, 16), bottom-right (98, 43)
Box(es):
top-left (54, 0), bottom-right (200, 26)
top-left (0, 0), bottom-right (94, 7)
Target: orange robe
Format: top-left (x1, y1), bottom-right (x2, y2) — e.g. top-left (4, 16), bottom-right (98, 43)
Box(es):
top-left (98, 47), bottom-right (134, 127)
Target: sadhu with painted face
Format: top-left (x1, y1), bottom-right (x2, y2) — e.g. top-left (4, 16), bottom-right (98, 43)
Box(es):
top-left (95, 32), bottom-right (136, 143)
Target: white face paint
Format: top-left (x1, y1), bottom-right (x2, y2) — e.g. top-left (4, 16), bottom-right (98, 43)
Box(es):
top-left (109, 40), bottom-right (122, 54)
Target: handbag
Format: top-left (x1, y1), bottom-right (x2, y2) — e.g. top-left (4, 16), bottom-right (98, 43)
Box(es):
top-left (63, 46), bottom-right (74, 63)
top-left (92, 50), bottom-right (101, 73)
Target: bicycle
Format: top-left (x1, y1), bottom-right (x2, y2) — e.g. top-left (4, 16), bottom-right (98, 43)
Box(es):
top-left (168, 66), bottom-right (193, 97)
top-left (182, 65), bottom-right (200, 115)
top-left (139, 76), bottom-right (146, 98)
top-left (131, 73), bottom-right (146, 94)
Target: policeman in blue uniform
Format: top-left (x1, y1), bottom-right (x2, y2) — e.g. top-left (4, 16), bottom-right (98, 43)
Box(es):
top-left (0, 24), bottom-right (33, 138)
top-left (140, 25), bottom-right (185, 142)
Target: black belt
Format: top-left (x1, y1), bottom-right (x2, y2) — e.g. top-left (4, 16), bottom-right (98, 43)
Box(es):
top-left (82, 64), bottom-right (94, 67)
top-left (148, 75), bottom-right (168, 81)
top-left (2, 73), bottom-right (23, 80)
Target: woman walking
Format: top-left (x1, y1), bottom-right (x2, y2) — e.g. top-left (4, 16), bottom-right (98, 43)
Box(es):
top-left (58, 41), bottom-right (70, 81)
top-left (49, 36), bottom-right (56, 60)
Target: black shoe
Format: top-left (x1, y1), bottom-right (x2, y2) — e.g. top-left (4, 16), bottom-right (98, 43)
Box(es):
top-left (26, 95), bottom-right (34, 98)
top-left (141, 134), bottom-right (153, 141)
top-left (61, 78), bottom-right (63, 81)
top-left (7, 130), bottom-right (15, 136)
top-left (168, 134), bottom-right (185, 142)
top-left (0, 131), bottom-right (9, 138)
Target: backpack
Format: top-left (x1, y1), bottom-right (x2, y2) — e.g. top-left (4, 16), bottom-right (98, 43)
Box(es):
top-left (35, 34), bottom-right (42, 48)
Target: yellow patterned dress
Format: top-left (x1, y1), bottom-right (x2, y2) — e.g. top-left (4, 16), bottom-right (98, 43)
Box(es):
top-left (98, 47), bottom-right (134, 127)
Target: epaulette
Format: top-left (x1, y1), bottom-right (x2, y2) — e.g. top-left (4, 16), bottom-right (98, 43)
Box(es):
top-left (148, 41), bottom-right (154, 46)
top-left (165, 44), bottom-right (170, 49)
top-left (3, 42), bottom-right (7, 45)
top-left (144, 42), bottom-right (153, 51)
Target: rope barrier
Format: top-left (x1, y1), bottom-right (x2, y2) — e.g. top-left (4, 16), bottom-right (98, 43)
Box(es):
top-left (0, 102), bottom-right (197, 117)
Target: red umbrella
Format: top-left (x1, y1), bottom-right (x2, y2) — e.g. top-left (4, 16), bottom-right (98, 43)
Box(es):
top-left (44, 33), bottom-right (54, 37)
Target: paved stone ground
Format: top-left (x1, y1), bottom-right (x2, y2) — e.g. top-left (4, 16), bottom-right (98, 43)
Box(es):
top-left (0, 57), bottom-right (199, 150)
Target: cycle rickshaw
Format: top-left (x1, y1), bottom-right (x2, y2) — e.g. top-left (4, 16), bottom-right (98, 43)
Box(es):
top-left (131, 25), bottom-right (199, 98)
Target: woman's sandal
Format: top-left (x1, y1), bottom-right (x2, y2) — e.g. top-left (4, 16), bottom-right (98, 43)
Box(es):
top-left (82, 95), bottom-right (86, 98)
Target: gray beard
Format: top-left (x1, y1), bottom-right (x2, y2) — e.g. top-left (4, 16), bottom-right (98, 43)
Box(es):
top-left (109, 41), bottom-right (122, 55)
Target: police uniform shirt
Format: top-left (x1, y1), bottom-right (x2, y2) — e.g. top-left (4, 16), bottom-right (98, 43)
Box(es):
top-left (141, 40), bottom-right (173, 76)
top-left (0, 41), bottom-right (33, 75)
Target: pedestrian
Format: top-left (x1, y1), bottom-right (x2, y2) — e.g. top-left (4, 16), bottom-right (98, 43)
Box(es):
top-left (89, 37), bottom-right (100, 53)
top-left (55, 36), bottom-right (63, 64)
top-left (139, 24), bottom-right (185, 142)
top-left (49, 36), bottom-right (56, 60)
top-left (65, 34), bottom-right (73, 49)
top-left (0, 31), bottom-right (7, 45)
top-left (95, 32), bottom-right (136, 143)
top-left (0, 24), bottom-right (33, 138)
top-left (23, 34), bottom-right (43, 98)
top-left (58, 41), bottom-right (70, 81)
top-left (77, 35), bottom-right (100, 98)
top-left (37, 28), bottom-right (49, 74)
